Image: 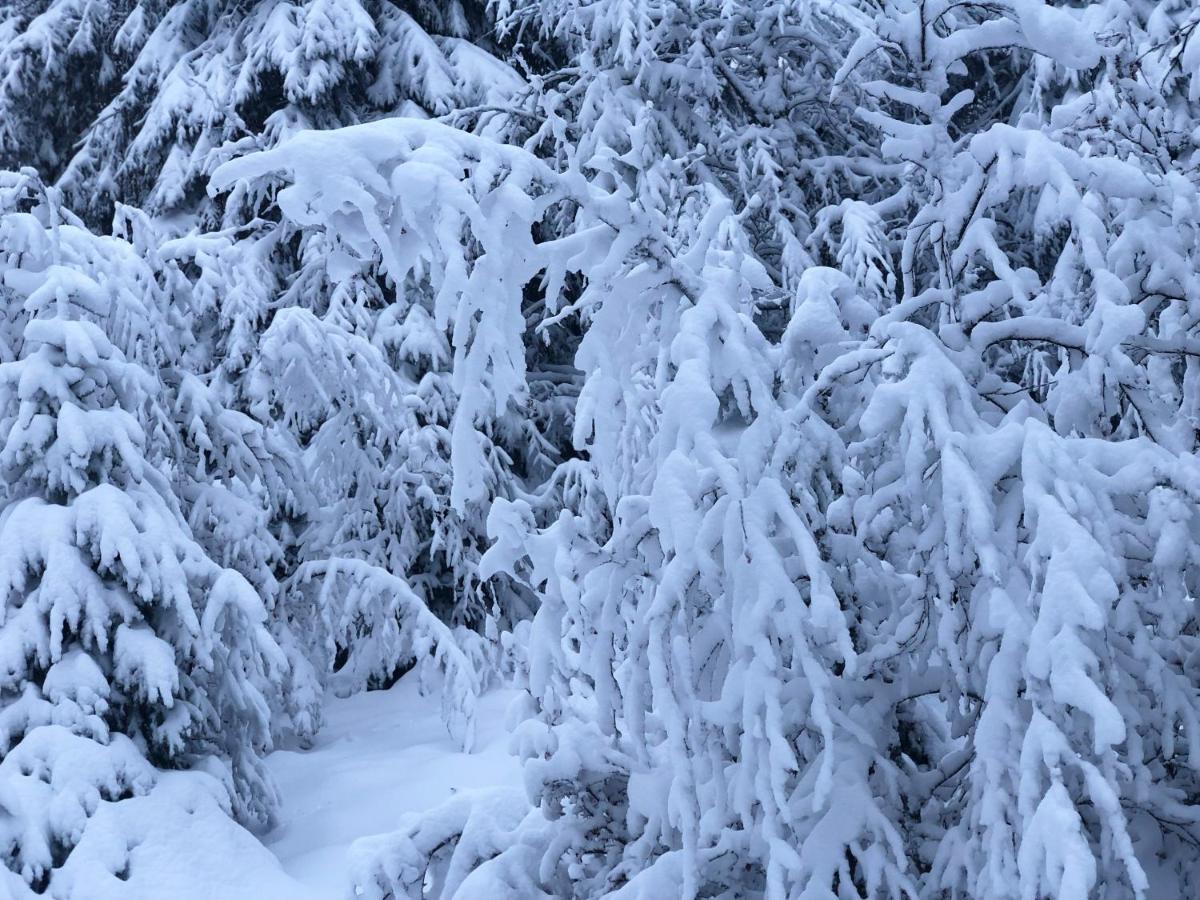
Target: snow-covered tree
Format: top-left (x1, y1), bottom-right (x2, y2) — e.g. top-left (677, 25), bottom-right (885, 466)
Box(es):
top-left (0, 0), bottom-right (515, 224)
top-left (0, 0), bottom-right (139, 188)
top-left (821, 3), bottom-right (1200, 896)
top-left (0, 171), bottom-right (293, 894)
top-left (200, 110), bottom-right (558, 735)
top-left (6, 0), bottom-right (1200, 896)
top-left (343, 2), bottom-right (1200, 899)
top-left (2, 0), bottom-right (536, 707)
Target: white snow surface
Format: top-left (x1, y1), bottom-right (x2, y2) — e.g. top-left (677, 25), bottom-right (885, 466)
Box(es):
top-left (262, 676), bottom-right (522, 899)
top-left (77, 677), bottom-right (521, 900)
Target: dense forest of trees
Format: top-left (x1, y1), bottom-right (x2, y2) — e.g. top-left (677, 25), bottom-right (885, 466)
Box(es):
top-left (2, 0), bottom-right (1200, 897)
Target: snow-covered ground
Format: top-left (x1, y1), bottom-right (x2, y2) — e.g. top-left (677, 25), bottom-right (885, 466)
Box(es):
top-left (62, 678), bottom-right (522, 900)
top-left (262, 678), bottom-right (523, 898)
top-left (62, 678), bottom-right (521, 900)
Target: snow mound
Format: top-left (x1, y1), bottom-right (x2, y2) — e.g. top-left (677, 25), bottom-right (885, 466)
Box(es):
top-left (264, 677), bottom-right (522, 898)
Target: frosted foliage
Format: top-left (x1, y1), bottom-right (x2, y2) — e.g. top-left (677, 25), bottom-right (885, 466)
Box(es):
top-left (211, 120), bottom-right (566, 512)
top-left (3, 0), bottom-right (1200, 898)
top-left (0, 0), bottom-right (512, 222)
top-left (0, 173), bottom-right (293, 894)
top-left (294, 557), bottom-right (480, 750)
top-left (334, 2), bottom-right (1200, 898)
top-left (202, 126), bottom-right (540, 695)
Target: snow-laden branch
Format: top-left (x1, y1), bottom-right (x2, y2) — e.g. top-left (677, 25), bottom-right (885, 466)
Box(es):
top-left (292, 558), bottom-right (479, 751)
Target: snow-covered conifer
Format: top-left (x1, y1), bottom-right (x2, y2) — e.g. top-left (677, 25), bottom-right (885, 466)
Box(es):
top-left (831, 2), bottom-right (1200, 895)
top-left (0, 171), bottom-right (292, 893)
top-left (4, 0), bottom-right (1200, 896)
top-left (0, 0), bottom-right (513, 224)
top-left (347, 2), bottom-right (1200, 898)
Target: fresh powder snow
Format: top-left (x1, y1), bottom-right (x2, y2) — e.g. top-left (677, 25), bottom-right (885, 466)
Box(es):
top-left (265, 676), bottom-right (521, 898)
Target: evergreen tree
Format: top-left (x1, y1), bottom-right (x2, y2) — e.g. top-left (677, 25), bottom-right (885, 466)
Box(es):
top-left (5, 0), bottom-right (1200, 897)
top-left (0, 171), bottom-right (292, 893)
top-left (0, 0), bottom-right (509, 224)
top-left (348, 2), bottom-right (1200, 898)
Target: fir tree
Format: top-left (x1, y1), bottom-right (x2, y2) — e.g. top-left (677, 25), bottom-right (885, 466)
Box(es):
top-left (0, 171), bottom-right (292, 894)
